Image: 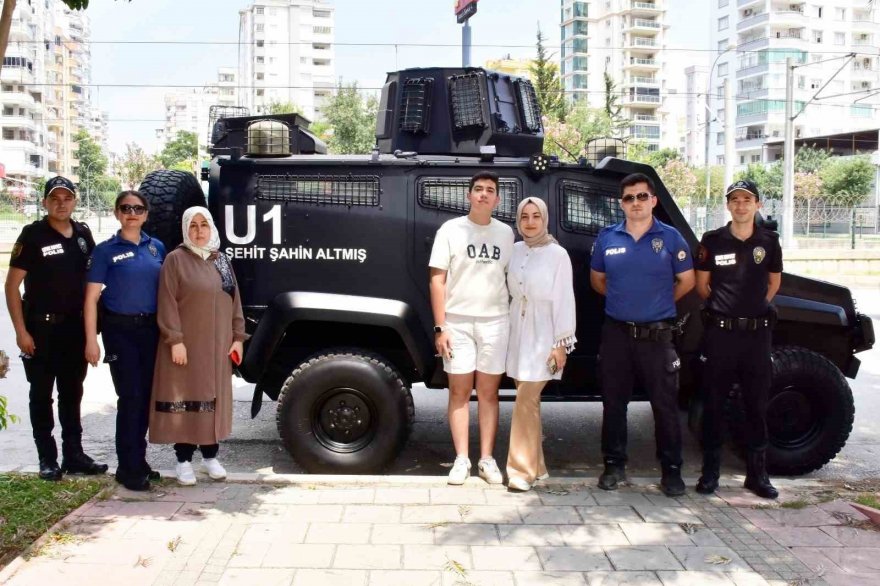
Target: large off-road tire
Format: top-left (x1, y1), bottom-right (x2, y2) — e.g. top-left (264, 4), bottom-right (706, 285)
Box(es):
top-left (729, 346), bottom-right (854, 476)
top-left (276, 349), bottom-right (415, 474)
top-left (138, 170), bottom-right (207, 250)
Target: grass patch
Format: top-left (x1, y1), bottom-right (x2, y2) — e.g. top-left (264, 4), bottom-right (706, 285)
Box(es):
top-left (854, 494), bottom-right (880, 510)
top-left (0, 473), bottom-right (111, 567)
top-left (780, 499), bottom-right (810, 510)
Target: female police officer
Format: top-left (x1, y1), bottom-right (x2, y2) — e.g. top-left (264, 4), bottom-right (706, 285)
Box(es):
top-left (84, 191), bottom-right (166, 491)
top-left (4, 176), bottom-right (108, 480)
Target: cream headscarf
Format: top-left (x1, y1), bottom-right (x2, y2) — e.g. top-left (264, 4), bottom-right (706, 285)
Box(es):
top-left (182, 206), bottom-right (221, 260)
top-left (516, 197), bottom-right (557, 248)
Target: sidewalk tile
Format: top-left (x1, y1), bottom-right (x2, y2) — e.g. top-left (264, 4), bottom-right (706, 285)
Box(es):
top-left (536, 546), bottom-right (612, 571)
top-left (762, 526), bottom-right (841, 547)
top-left (77, 500), bottom-right (183, 519)
top-left (715, 491), bottom-right (779, 508)
top-left (306, 523), bottom-right (372, 544)
top-left (370, 523), bottom-right (434, 545)
top-left (633, 506), bottom-right (702, 524)
top-left (429, 488), bottom-right (488, 505)
top-left (644, 493), bottom-right (684, 507)
top-left (373, 488), bottom-right (430, 505)
top-left (460, 505), bottom-right (523, 524)
top-left (342, 505), bottom-right (401, 524)
top-left (619, 523), bottom-right (693, 546)
top-left (655, 570), bottom-right (735, 585)
top-left (368, 570), bottom-right (441, 585)
top-left (813, 546), bottom-right (880, 573)
top-left (822, 571), bottom-right (880, 586)
top-left (576, 506), bottom-right (643, 524)
top-left (228, 541), bottom-right (271, 568)
top-left (498, 525), bottom-right (565, 546)
top-left (818, 499), bottom-right (870, 520)
top-left (484, 490), bottom-right (542, 506)
top-left (687, 527), bottom-right (727, 547)
top-left (65, 517), bottom-right (138, 540)
top-left (261, 543), bottom-right (335, 568)
top-left (585, 570), bottom-right (662, 585)
top-left (592, 492), bottom-right (654, 507)
top-left (667, 546), bottom-right (751, 572)
top-left (515, 571), bottom-right (588, 585)
top-left (121, 519), bottom-right (206, 541)
top-left (0, 561), bottom-right (162, 586)
top-left (317, 489), bottom-right (375, 505)
top-left (440, 571), bottom-right (514, 585)
top-left (334, 544), bottom-right (401, 570)
top-left (402, 505), bottom-right (465, 524)
top-left (403, 544), bottom-right (471, 570)
top-left (283, 505), bottom-right (344, 523)
top-left (471, 545), bottom-right (541, 571)
top-left (604, 546), bottom-right (684, 571)
top-left (155, 486), bottom-right (229, 503)
top-left (255, 487), bottom-right (322, 505)
top-left (537, 489), bottom-right (597, 506)
top-left (240, 522), bottom-right (309, 545)
top-left (820, 525), bottom-right (880, 547)
top-left (519, 505), bottom-right (582, 525)
top-left (762, 507), bottom-right (838, 527)
top-left (558, 524), bottom-right (630, 546)
top-left (47, 538), bottom-right (171, 567)
top-left (735, 509), bottom-right (776, 530)
top-left (434, 523), bottom-right (500, 546)
top-left (724, 573), bottom-right (771, 586)
top-left (292, 569), bottom-right (366, 586)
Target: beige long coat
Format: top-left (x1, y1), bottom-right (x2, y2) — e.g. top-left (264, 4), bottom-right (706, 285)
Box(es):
top-left (149, 247), bottom-right (246, 445)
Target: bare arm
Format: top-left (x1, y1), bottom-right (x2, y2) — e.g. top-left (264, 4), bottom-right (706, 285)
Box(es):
top-left (4, 267), bottom-right (34, 355)
top-left (767, 272), bottom-right (781, 302)
top-left (695, 270), bottom-right (711, 300)
top-left (673, 269), bottom-right (696, 302)
top-left (84, 282), bottom-right (102, 366)
top-left (589, 269), bottom-right (607, 296)
top-left (429, 268), bottom-right (452, 360)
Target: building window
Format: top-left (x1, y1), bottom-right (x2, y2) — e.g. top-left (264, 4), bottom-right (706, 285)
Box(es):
top-left (717, 155), bottom-right (724, 165)
top-left (256, 40), bottom-right (264, 47)
top-left (835, 8), bottom-right (846, 20)
top-left (717, 132), bottom-right (725, 145)
top-left (256, 89), bottom-right (264, 97)
top-left (313, 26), bottom-right (332, 35)
top-left (717, 39), bottom-right (728, 51)
top-left (718, 16), bottom-right (728, 31)
top-left (718, 62), bottom-right (728, 77)
top-left (255, 6), bottom-right (263, 14)
top-left (256, 73), bottom-right (264, 80)
top-left (815, 7), bottom-right (823, 18)
top-left (740, 155), bottom-right (746, 164)
top-left (256, 56), bottom-right (264, 63)
top-left (812, 30), bottom-right (822, 44)
top-left (313, 9), bottom-right (331, 18)
top-left (256, 24), bottom-right (264, 32)
top-left (834, 32), bottom-right (845, 45)
top-left (718, 0), bottom-right (728, 6)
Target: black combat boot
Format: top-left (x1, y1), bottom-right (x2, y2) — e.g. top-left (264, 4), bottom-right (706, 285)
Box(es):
top-left (39, 459), bottom-right (63, 481)
top-left (598, 461), bottom-right (626, 491)
top-left (744, 450), bottom-right (778, 499)
top-left (61, 452), bottom-right (109, 475)
top-left (696, 450), bottom-right (721, 494)
top-left (660, 464), bottom-right (686, 497)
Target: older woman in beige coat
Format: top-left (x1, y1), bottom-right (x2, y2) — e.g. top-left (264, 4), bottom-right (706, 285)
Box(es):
top-left (149, 206), bottom-right (246, 486)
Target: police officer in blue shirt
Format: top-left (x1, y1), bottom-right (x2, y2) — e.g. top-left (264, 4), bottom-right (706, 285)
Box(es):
top-left (590, 173), bottom-right (695, 497)
top-left (84, 191), bottom-right (165, 491)
top-left (4, 176), bottom-right (108, 480)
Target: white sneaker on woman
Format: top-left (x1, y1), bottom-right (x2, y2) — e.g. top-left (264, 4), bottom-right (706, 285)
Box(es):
top-left (507, 476), bottom-right (533, 492)
top-left (478, 457), bottom-right (504, 485)
top-left (175, 461), bottom-right (197, 486)
top-left (201, 458), bottom-right (227, 480)
top-left (448, 456), bottom-right (471, 485)
top-left (536, 472), bottom-right (550, 481)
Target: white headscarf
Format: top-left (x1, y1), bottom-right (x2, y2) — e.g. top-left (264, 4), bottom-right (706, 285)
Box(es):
top-left (182, 206), bottom-right (221, 260)
top-left (516, 197), bottom-right (557, 248)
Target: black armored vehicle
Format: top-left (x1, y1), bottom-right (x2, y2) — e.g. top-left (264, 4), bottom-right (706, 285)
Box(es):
top-left (140, 67), bottom-right (874, 476)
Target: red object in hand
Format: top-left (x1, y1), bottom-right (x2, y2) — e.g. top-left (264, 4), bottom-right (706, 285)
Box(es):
top-left (229, 349), bottom-right (241, 366)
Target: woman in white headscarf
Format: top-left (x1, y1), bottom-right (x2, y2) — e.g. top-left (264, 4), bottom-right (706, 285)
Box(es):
top-left (149, 206), bottom-right (246, 486)
top-left (505, 197), bottom-right (577, 491)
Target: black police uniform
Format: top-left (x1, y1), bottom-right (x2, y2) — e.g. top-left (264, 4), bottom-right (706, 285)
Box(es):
top-left (10, 215), bottom-right (105, 475)
top-left (695, 216), bottom-right (782, 497)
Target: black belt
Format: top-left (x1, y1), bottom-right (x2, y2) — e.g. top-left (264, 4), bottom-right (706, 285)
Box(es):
top-left (703, 311), bottom-right (772, 331)
top-left (610, 318), bottom-right (676, 342)
top-left (101, 310), bottom-right (157, 327)
top-left (27, 311), bottom-right (82, 325)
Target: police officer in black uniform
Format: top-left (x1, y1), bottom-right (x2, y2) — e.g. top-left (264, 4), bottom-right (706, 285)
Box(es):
top-left (4, 176), bottom-right (108, 480)
top-left (695, 179), bottom-right (781, 499)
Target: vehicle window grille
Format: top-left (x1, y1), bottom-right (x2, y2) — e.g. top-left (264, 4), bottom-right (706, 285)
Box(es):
top-left (418, 177), bottom-right (521, 222)
top-left (449, 73), bottom-right (486, 129)
top-left (399, 78), bottom-right (433, 133)
top-left (514, 79), bottom-right (542, 133)
top-left (559, 181), bottom-right (624, 235)
top-left (256, 174), bottom-right (380, 206)
top-left (208, 105), bottom-right (249, 147)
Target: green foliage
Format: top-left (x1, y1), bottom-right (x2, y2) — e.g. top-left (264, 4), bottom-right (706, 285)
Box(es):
top-left (263, 100), bottom-right (302, 115)
top-left (658, 159), bottom-right (698, 208)
top-left (117, 143), bottom-right (161, 190)
top-left (693, 166), bottom-right (727, 204)
top-left (735, 162), bottom-right (782, 199)
top-left (795, 144), bottom-right (832, 174)
top-left (628, 146), bottom-right (680, 169)
top-left (794, 171), bottom-right (822, 201)
top-left (0, 392), bottom-right (19, 430)
top-left (73, 129), bottom-right (117, 210)
top-left (603, 73), bottom-right (629, 138)
top-left (820, 156), bottom-right (875, 206)
top-left (158, 130), bottom-right (198, 170)
top-left (322, 82), bottom-right (377, 155)
top-left (542, 103), bottom-right (613, 161)
top-left (529, 28), bottom-right (567, 122)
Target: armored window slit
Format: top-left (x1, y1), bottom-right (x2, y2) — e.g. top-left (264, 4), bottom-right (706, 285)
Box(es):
top-left (256, 174), bottom-right (381, 206)
top-left (559, 181), bottom-right (625, 236)
top-left (417, 177), bottom-right (522, 222)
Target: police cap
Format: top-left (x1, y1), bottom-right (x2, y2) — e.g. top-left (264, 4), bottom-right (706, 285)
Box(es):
top-left (724, 179), bottom-right (760, 201)
top-left (44, 176), bottom-right (77, 199)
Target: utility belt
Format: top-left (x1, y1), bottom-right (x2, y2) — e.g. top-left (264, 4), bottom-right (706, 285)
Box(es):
top-left (702, 309), bottom-right (775, 332)
top-left (609, 317), bottom-right (678, 343)
top-left (26, 310), bottom-right (82, 326)
top-left (99, 306), bottom-right (157, 328)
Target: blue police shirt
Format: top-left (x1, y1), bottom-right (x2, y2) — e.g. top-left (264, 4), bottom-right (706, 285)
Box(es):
top-left (590, 218), bottom-right (693, 323)
top-left (87, 231), bottom-right (166, 314)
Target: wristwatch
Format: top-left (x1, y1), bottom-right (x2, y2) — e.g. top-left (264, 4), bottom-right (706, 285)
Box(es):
top-left (433, 325), bottom-right (445, 333)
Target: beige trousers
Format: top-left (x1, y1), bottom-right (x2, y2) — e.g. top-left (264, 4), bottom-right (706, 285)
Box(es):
top-left (506, 380), bottom-right (548, 483)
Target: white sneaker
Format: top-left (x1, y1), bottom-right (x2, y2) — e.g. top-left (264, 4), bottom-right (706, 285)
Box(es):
top-left (201, 458), bottom-right (227, 480)
top-left (448, 456), bottom-right (471, 485)
top-left (507, 476), bottom-right (533, 492)
top-left (536, 472), bottom-right (550, 481)
top-left (175, 461), bottom-right (197, 486)
top-left (478, 457), bottom-right (504, 485)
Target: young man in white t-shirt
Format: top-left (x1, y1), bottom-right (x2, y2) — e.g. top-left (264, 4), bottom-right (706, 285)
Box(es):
top-left (429, 171), bottom-right (515, 485)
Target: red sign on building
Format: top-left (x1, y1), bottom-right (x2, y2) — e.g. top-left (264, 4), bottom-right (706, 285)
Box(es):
top-left (455, 0), bottom-right (478, 23)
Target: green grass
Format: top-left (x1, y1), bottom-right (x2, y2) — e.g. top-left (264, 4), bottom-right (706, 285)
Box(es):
top-left (854, 494), bottom-right (880, 511)
top-left (780, 499), bottom-right (811, 510)
top-left (0, 474), bottom-right (111, 567)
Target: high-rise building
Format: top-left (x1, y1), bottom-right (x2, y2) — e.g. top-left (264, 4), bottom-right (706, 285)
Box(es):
top-left (707, 0), bottom-right (880, 168)
top-left (684, 65), bottom-right (708, 166)
top-left (238, 0), bottom-right (335, 121)
top-left (559, 0), bottom-right (668, 151)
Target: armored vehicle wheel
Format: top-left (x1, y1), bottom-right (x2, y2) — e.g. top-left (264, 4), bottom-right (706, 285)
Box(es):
top-left (276, 349), bottom-right (415, 474)
top-left (729, 346), bottom-right (854, 476)
top-left (139, 170), bottom-right (207, 250)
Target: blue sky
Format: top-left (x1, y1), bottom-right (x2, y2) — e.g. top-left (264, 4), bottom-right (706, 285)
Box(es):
top-left (85, 0), bottom-right (709, 153)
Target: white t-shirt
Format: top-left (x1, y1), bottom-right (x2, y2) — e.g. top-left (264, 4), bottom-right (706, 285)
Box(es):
top-left (429, 215), bottom-right (514, 318)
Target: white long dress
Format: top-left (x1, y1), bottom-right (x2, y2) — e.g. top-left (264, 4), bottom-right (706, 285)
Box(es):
top-left (506, 241), bottom-right (577, 382)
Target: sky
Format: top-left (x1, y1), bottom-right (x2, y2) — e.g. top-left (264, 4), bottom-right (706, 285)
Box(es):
top-left (83, 0), bottom-right (710, 154)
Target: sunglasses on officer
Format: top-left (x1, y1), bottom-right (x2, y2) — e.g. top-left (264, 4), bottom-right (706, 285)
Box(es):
top-left (621, 192), bottom-right (653, 203)
top-left (118, 204), bottom-right (147, 215)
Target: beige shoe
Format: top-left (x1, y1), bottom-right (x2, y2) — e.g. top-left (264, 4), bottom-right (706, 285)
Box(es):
top-left (507, 476), bottom-right (533, 492)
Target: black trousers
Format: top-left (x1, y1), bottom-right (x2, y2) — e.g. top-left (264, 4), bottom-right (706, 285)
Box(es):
top-left (102, 321), bottom-right (158, 483)
top-left (599, 320), bottom-right (683, 468)
top-left (21, 317), bottom-right (87, 462)
top-left (702, 325), bottom-right (772, 452)
top-left (174, 443), bottom-right (219, 463)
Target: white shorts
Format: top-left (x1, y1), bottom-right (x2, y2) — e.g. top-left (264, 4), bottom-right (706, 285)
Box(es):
top-left (443, 314), bottom-right (509, 375)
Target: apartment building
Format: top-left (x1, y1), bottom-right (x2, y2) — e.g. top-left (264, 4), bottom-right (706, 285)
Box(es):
top-left (559, 0), bottom-right (669, 151)
top-left (238, 0), bottom-right (335, 121)
top-left (707, 0), bottom-right (880, 168)
top-left (684, 65), bottom-right (709, 166)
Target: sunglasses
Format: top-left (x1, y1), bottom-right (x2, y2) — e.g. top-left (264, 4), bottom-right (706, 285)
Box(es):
top-left (621, 192), bottom-right (653, 203)
top-left (118, 204), bottom-right (147, 215)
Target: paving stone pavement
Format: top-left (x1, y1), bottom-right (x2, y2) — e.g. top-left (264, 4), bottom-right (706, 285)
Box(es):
top-left (1, 474), bottom-right (877, 586)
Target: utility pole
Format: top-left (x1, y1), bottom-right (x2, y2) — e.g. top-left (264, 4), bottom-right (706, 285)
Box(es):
top-left (455, 0), bottom-right (479, 67)
top-left (782, 57), bottom-right (795, 248)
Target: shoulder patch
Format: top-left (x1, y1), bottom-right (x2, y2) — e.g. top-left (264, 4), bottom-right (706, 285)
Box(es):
top-left (77, 221), bottom-right (91, 232)
top-left (11, 242), bottom-right (23, 260)
top-left (677, 249), bottom-right (687, 262)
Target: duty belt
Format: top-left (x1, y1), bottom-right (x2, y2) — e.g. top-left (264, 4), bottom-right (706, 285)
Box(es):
top-left (611, 318), bottom-right (676, 343)
top-left (27, 311), bottom-right (81, 325)
top-left (704, 311), bottom-right (771, 331)
top-left (100, 309), bottom-right (156, 327)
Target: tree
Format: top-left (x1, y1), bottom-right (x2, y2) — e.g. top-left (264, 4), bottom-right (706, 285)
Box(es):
top-left (117, 143), bottom-right (161, 190)
top-left (625, 144), bottom-right (679, 169)
top-left (603, 72), bottom-right (629, 138)
top-left (263, 100), bottom-right (302, 115)
top-left (542, 103), bottom-right (613, 161)
top-left (657, 159), bottom-right (698, 209)
top-left (819, 156), bottom-right (875, 206)
top-left (529, 28), bottom-right (567, 122)
top-left (322, 82), bottom-right (377, 155)
top-left (73, 129), bottom-right (111, 211)
top-left (693, 166), bottom-right (726, 205)
top-left (795, 144), bottom-right (831, 174)
top-left (159, 130), bottom-right (198, 173)
top-left (794, 172), bottom-right (822, 201)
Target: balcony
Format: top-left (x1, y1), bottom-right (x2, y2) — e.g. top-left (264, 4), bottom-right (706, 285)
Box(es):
top-left (0, 115), bottom-right (36, 130)
top-left (627, 75), bottom-right (659, 86)
top-left (626, 18), bottom-right (661, 34)
top-left (0, 66), bottom-right (34, 84)
top-left (0, 90), bottom-right (35, 107)
top-left (623, 94), bottom-right (661, 106)
top-left (738, 0), bottom-right (762, 7)
top-left (633, 114), bottom-right (659, 123)
top-left (624, 57), bottom-right (659, 71)
top-left (8, 22), bottom-right (32, 42)
top-left (630, 2), bottom-right (661, 16)
top-left (737, 12), bottom-right (769, 32)
top-left (627, 37), bottom-right (658, 52)
top-left (853, 38), bottom-right (874, 47)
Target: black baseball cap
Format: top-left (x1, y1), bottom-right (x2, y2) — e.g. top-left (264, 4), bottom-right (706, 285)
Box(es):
top-left (43, 176), bottom-right (77, 199)
top-left (725, 179), bottom-right (760, 200)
